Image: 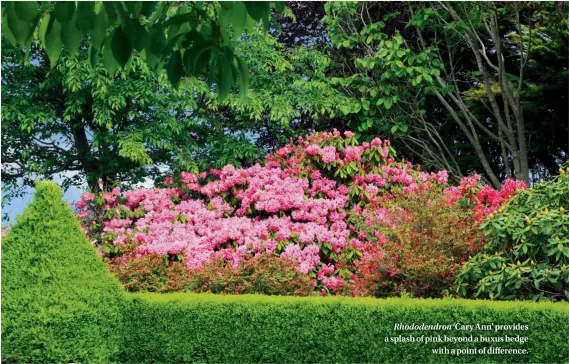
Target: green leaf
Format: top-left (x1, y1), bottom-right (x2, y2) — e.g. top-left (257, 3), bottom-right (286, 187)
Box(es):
top-left (230, 1), bottom-right (247, 36)
top-left (53, 1), bottom-right (75, 24)
top-left (141, 1), bottom-right (157, 16)
top-left (216, 51), bottom-right (233, 101)
top-left (6, 3), bottom-right (35, 44)
top-left (183, 42), bottom-right (214, 76)
top-left (245, 1), bottom-right (269, 22)
top-left (111, 26), bottom-right (133, 68)
top-left (90, 9), bottom-right (109, 48)
top-left (44, 17), bottom-right (63, 67)
top-left (14, 1), bottom-right (38, 22)
top-left (220, 2), bottom-right (233, 10)
top-left (2, 12), bottom-right (17, 46)
top-left (394, 34), bottom-right (403, 44)
top-left (391, 124), bottom-right (398, 133)
top-left (236, 55), bottom-right (249, 98)
top-left (384, 98), bottom-right (393, 110)
top-left (273, 1), bottom-right (285, 13)
top-left (62, 13), bottom-right (83, 56)
top-left (76, 1), bottom-right (96, 35)
top-left (88, 44), bottom-right (99, 70)
top-left (103, 37), bottom-right (120, 76)
top-left (128, 20), bottom-right (149, 52)
top-left (166, 50), bottom-right (184, 89)
top-left (103, 2), bottom-right (118, 25)
top-left (219, 6), bottom-right (231, 33)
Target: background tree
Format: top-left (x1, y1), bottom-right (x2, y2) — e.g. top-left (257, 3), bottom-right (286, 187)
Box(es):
top-left (1, 22), bottom-right (346, 202)
top-left (321, 1), bottom-right (568, 186)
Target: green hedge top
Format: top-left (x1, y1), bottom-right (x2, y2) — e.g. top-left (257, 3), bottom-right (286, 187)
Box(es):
top-left (123, 292), bottom-right (569, 363)
top-left (1, 181), bottom-right (125, 363)
top-left (129, 291), bottom-right (569, 311)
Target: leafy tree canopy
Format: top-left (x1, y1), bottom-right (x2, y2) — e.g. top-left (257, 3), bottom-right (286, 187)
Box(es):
top-left (1, 1), bottom-right (285, 99)
top-left (1, 14), bottom-right (347, 205)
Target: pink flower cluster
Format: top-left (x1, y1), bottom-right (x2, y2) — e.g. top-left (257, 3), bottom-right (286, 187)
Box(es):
top-left (77, 130), bottom-right (526, 295)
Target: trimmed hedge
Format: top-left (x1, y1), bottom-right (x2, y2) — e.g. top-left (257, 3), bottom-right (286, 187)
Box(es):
top-left (2, 182), bottom-right (568, 363)
top-left (122, 293), bottom-right (569, 363)
top-left (1, 182), bottom-right (125, 362)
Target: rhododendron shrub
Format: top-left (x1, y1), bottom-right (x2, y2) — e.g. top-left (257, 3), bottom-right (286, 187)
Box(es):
top-left (347, 178), bottom-right (525, 297)
top-left (456, 166), bottom-right (569, 302)
top-left (77, 130), bottom-right (525, 297)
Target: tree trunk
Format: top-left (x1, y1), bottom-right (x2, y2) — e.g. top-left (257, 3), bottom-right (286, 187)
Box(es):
top-left (70, 120), bottom-right (100, 193)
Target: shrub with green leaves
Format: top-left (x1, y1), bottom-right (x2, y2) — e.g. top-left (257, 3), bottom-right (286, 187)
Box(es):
top-left (1, 181), bottom-right (125, 362)
top-left (456, 166), bottom-right (569, 301)
top-left (121, 293), bottom-right (569, 363)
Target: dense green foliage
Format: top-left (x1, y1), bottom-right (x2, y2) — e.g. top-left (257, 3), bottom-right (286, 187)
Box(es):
top-left (1, 182), bottom-right (124, 362)
top-left (1, 1), bottom-right (284, 95)
top-left (456, 165), bottom-right (569, 302)
top-left (1, 26), bottom-right (344, 205)
top-left (321, 1), bottom-right (568, 186)
top-left (121, 292), bottom-right (569, 363)
top-left (3, 2), bottom-right (567, 207)
top-left (1, 16), bottom-right (345, 206)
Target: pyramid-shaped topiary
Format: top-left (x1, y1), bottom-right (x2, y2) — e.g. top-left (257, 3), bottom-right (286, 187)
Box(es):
top-left (1, 182), bottom-right (125, 362)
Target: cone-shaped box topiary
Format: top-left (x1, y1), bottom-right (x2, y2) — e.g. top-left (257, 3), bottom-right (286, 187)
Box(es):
top-left (1, 181), bottom-right (125, 362)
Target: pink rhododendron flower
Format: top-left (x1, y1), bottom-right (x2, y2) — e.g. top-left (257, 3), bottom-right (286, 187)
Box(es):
top-left (305, 145), bottom-right (321, 155)
top-left (320, 147), bottom-right (337, 163)
top-left (436, 170), bottom-right (449, 185)
top-left (82, 192), bottom-right (95, 201)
